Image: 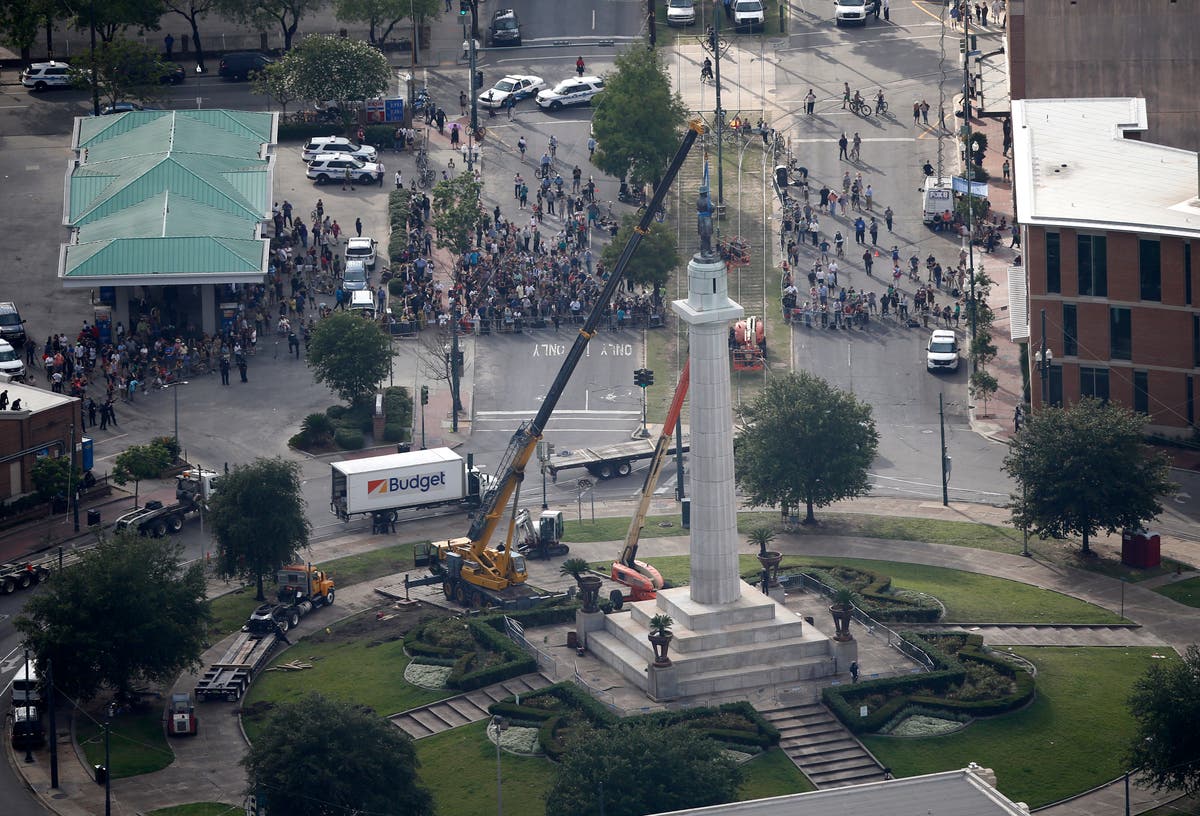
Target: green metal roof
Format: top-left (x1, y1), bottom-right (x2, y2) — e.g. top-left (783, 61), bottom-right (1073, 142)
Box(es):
top-left (62, 109), bottom-right (277, 286)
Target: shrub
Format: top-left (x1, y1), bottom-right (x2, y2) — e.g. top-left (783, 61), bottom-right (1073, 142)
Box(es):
top-left (388, 279), bottom-right (406, 297)
top-left (334, 428), bottom-right (365, 450)
top-left (326, 404), bottom-right (348, 421)
top-left (278, 121), bottom-right (348, 142)
top-left (383, 386), bottom-right (412, 427)
top-left (300, 412), bottom-right (336, 445)
top-left (383, 423), bottom-right (407, 443)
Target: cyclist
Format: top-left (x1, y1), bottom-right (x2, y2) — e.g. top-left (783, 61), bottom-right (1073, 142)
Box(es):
top-left (834, 231), bottom-right (845, 257)
top-left (700, 57), bottom-right (713, 83)
top-left (539, 151), bottom-right (552, 178)
top-left (875, 89), bottom-right (886, 115)
top-left (548, 134), bottom-right (558, 158)
top-left (517, 135), bottom-right (527, 160)
top-left (851, 90), bottom-right (863, 111)
top-left (553, 173), bottom-right (564, 194)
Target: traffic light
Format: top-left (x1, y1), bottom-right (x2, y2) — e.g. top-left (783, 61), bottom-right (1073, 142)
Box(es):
top-left (420, 385), bottom-right (429, 405)
top-left (459, 0), bottom-right (469, 15)
top-left (633, 368), bottom-right (655, 388)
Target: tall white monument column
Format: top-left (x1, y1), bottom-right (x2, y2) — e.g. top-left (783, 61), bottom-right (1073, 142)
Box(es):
top-left (672, 251), bottom-right (743, 605)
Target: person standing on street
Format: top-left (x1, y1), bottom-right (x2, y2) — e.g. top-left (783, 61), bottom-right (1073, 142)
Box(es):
top-left (395, 169), bottom-right (403, 189)
top-left (219, 356), bottom-right (230, 385)
top-left (343, 167), bottom-right (354, 191)
top-left (838, 132), bottom-right (849, 160)
top-left (459, 89), bottom-right (468, 116)
top-left (237, 354), bottom-right (248, 383)
top-left (805, 88), bottom-right (816, 115)
top-left (355, 217), bottom-right (363, 237)
top-left (576, 56), bottom-right (586, 76)
top-left (842, 82), bottom-right (851, 109)
top-left (164, 33), bottom-right (174, 58)
top-left (882, 0), bottom-right (890, 20)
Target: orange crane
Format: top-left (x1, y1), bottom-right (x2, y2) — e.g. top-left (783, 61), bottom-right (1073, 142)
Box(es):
top-left (609, 360), bottom-right (690, 610)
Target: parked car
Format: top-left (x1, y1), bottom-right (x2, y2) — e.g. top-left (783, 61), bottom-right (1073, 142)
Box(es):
top-left (536, 76), bottom-right (605, 111)
top-left (343, 260), bottom-right (369, 291)
top-left (0, 302), bottom-right (28, 347)
top-left (302, 136), bottom-right (378, 163)
top-left (218, 52), bottom-right (272, 81)
top-left (160, 63), bottom-right (186, 85)
top-left (306, 154), bottom-right (383, 186)
top-left (487, 8), bottom-right (522, 46)
top-left (666, 0), bottom-right (697, 26)
top-left (478, 74), bottom-right (544, 109)
top-left (345, 237), bottom-right (378, 270)
top-left (834, 0), bottom-right (879, 25)
top-left (97, 102), bottom-right (146, 115)
top-left (21, 61), bottom-right (71, 91)
top-left (0, 339), bottom-right (26, 382)
top-left (732, 0), bottom-right (766, 31)
top-left (926, 329), bottom-right (960, 372)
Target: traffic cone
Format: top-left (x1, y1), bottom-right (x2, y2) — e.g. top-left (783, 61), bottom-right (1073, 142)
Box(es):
top-left (874, 249), bottom-right (879, 257)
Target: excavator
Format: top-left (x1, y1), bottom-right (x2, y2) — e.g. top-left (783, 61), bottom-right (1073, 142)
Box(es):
top-left (608, 360), bottom-right (690, 610)
top-left (422, 118), bottom-right (708, 609)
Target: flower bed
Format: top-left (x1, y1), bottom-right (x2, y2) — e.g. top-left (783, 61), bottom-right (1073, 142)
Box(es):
top-left (884, 714), bottom-right (968, 738)
top-left (404, 661), bottom-right (452, 689)
top-left (487, 722), bottom-right (542, 756)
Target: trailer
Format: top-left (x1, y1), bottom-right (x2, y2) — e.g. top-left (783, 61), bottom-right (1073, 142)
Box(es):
top-left (113, 466), bottom-right (218, 538)
top-left (330, 448), bottom-right (489, 527)
top-left (194, 566), bottom-right (333, 702)
top-left (545, 436), bottom-right (689, 481)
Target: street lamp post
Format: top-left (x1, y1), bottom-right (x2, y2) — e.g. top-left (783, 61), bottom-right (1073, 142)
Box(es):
top-left (22, 649), bottom-right (34, 763)
top-left (492, 715), bottom-right (508, 816)
top-left (1034, 308), bottom-right (1053, 406)
top-left (104, 703), bottom-right (113, 816)
top-left (171, 381), bottom-right (189, 449)
top-left (938, 392), bottom-right (949, 506)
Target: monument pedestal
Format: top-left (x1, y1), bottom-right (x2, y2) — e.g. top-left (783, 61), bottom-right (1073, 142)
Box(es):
top-left (647, 663), bottom-right (679, 702)
top-left (832, 636), bottom-right (859, 674)
top-left (575, 609), bottom-right (606, 650)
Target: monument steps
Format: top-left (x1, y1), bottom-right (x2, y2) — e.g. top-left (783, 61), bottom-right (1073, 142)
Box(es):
top-left (760, 702), bottom-right (887, 789)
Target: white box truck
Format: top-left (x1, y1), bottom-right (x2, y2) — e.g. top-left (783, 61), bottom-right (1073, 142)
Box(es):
top-left (330, 447), bottom-right (488, 525)
top-left (921, 176), bottom-right (954, 225)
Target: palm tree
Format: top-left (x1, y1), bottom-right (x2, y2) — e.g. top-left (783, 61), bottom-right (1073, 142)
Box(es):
top-left (559, 557), bottom-right (591, 585)
top-left (747, 525), bottom-right (776, 557)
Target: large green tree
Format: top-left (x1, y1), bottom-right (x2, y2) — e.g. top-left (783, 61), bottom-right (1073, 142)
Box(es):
top-left (263, 33), bottom-right (391, 107)
top-left (31, 456), bottom-right (80, 502)
top-left (15, 531), bottom-right (209, 700)
top-left (251, 59), bottom-right (302, 118)
top-left (0, 0), bottom-right (51, 62)
top-left (735, 371), bottom-right (879, 524)
top-left (244, 693), bottom-right (434, 816)
top-left (68, 0), bottom-right (165, 42)
top-left (307, 311), bottom-right (391, 404)
top-left (112, 438), bottom-right (176, 506)
top-left (207, 458), bottom-right (310, 601)
top-left (431, 172), bottom-right (483, 255)
top-left (215, 0), bottom-right (325, 52)
top-left (590, 45), bottom-right (688, 189)
top-left (546, 721), bottom-right (742, 816)
top-left (599, 214), bottom-right (679, 299)
top-left (1004, 398), bottom-right (1174, 556)
top-left (334, 0), bottom-right (439, 48)
top-left (1126, 645), bottom-right (1200, 795)
top-left (68, 38), bottom-right (174, 107)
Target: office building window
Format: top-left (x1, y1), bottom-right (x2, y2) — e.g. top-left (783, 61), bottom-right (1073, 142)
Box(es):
top-left (1139, 239), bottom-right (1161, 301)
top-left (1134, 371), bottom-right (1149, 415)
top-left (1194, 315), bottom-right (1200, 368)
top-left (1063, 303), bottom-right (1078, 356)
top-left (1078, 234), bottom-right (1107, 297)
top-left (1187, 243), bottom-right (1193, 306)
top-left (1046, 232), bottom-right (1061, 294)
top-left (1110, 307), bottom-right (1132, 361)
top-left (1189, 375), bottom-right (1195, 428)
top-left (1079, 366), bottom-right (1110, 402)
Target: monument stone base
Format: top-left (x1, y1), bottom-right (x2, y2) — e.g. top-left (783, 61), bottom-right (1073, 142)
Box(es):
top-left (588, 582), bottom-right (837, 700)
top-left (575, 608), bottom-right (606, 650)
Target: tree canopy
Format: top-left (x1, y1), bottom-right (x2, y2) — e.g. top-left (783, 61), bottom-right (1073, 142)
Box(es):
top-left (307, 310), bottom-right (392, 404)
top-left (1004, 398), bottom-right (1174, 555)
top-left (31, 456), bottom-right (79, 502)
top-left (599, 214), bottom-right (679, 299)
top-left (15, 531), bottom-right (209, 700)
top-left (590, 45), bottom-right (688, 189)
top-left (1126, 645), bottom-right (1200, 796)
top-left (207, 457), bottom-right (310, 601)
top-left (734, 371), bottom-right (879, 523)
top-left (264, 34), bottom-right (391, 106)
top-left (432, 172), bottom-right (483, 255)
top-left (68, 38), bottom-right (174, 107)
top-left (243, 693), bottom-right (434, 816)
top-left (68, 0), bottom-right (165, 42)
top-left (334, 0), bottom-right (440, 46)
top-left (215, 0), bottom-right (324, 51)
top-left (112, 436), bottom-right (178, 505)
top-left (546, 720), bottom-right (743, 816)
top-left (0, 0), bottom-right (48, 62)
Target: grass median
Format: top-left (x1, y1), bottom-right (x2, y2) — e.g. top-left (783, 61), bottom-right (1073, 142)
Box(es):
top-left (1153, 576), bottom-right (1200, 608)
top-left (148, 805), bottom-right (242, 816)
top-left (77, 705), bottom-right (175, 778)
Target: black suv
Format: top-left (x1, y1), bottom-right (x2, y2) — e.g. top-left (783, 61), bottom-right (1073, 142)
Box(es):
top-left (218, 52), bottom-right (272, 81)
top-left (488, 9), bottom-right (522, 46)
top-left (0, 302), bottom-right (27, 347)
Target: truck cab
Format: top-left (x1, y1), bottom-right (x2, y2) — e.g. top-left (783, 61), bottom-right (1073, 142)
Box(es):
top-left (176, 467), bottom-right (219, 504)
top-left (276, 564), bottom-right (335, 604)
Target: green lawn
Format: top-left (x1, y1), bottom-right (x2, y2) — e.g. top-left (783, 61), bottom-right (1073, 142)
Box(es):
top-left (562, 513), bottom-right (691, 543)
top-left (1153, 576), bottom-right (1200, 608)
top-left (1141, 794), bottom-right (1200, 816)
top-left (416, 722), bottom-right (814, 816)
top-left (148, 804), bottom-right (242, 816)
top-left (738, 747), bottom-right (815, 800)
top-left (864, 647), bottom-right (1174, 808)
top-left (241, 611), bottom-right (449, 743)
top-left (625, 555), bottom-right (1124, 624)
top-left (77, 705), bottom-right (174, 778)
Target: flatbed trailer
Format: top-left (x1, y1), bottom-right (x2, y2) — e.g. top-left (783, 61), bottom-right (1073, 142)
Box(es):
top-left (0, 546), bottom-right (89, 594)
top-left (193, 628), bottom-right (281, 702)
top-left (546, 436), bottom-right (688, 481)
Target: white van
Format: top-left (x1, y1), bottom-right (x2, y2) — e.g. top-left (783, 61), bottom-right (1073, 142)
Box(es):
top-left (348, 289), bottom-right (377, 320)
top-left (0, 339), bottom-right (25, 381)
top-left (11, 661), bottom-right (42, 708)
top-left (921, 177), bottom-right (954, 225)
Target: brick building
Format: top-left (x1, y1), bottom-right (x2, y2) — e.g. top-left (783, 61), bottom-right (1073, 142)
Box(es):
top-left (0, 383), bottom-right (83, 500)
top-left (1011, 97), bottom-right (1200, 433)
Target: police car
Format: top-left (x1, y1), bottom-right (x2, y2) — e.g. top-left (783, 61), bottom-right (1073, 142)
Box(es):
top-left (536, 76), bottom-right (605, 111)
top-left (478, 74), bottom-right (544, 109)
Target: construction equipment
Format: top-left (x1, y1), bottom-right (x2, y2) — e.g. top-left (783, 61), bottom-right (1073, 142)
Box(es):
top-left (114, 466), bottom-right (219, 538)
top-left (609, 361), bottom-right (689, 610)
top-left (731, 316), bottom-right (766, 371)
top-left (514, 508), bottom-right (568, 559)
top-left (165, 693), bottom-right (198, 736)
top-left (194, 565), bottom-right (334, 702)
top-left (423, 118), bottom-right (706, 608)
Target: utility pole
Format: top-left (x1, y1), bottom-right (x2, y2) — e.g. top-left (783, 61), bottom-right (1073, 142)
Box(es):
top-left (89, 0), bottom-right (100, 117)
top-left (962, 11), bottom-right (979, 360)
top-left (47, 658), bottom-right (58, 787)
top-left (69, 422), bottom-right (79, 532)
top-left (939, 392), bottom-right (949, 507)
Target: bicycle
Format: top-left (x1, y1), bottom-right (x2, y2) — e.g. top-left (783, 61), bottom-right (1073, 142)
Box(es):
top-left (848, 97), bottom-right (872, 117)
top-left (418, 167), bottom-right (436, 189)
top-left (415, 150), bottom-right (429, 170)
top-left (874, 99), bottom-right (889, 115)
top-left (548, 137), bottom-right (558, 159)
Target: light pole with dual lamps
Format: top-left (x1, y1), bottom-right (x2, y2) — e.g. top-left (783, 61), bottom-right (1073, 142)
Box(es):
top-left (168, 380), bottom-right (189, 449)
top-left (1034, 309), bottom-right (1053, 406)
top-left (491, 715), bottom-right (508, 816)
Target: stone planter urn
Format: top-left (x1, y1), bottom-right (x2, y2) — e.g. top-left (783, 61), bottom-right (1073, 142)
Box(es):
top-left (648, 613), bottom-right (675, 667)
top-left (829, 605), bottom-right (854, 641)
top-left (577, 575), bottom-right (603, 613)
top-left (756, 550), bottom-right (783, 587)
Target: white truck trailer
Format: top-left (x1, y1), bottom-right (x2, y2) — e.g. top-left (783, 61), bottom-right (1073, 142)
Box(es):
top-left (330, 447), bottom-right (488, 528)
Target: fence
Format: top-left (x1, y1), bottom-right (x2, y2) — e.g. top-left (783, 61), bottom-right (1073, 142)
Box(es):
top-left (776, 571), bottom-right (936, 672)
top-left (503, 616), bottom-right (562, 677)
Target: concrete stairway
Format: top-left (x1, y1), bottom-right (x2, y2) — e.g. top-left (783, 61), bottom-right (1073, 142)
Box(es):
top-left (760, 702), bottom-right (887, 789)
top-left (389, 672), bottom-right (552, 739)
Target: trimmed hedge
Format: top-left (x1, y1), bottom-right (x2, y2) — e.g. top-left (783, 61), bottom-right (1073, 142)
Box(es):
top-left (823, 633), bottom-right (1035, 734)
top-left (278, 121), bottom-right (349, 142)
top-left (764, 563), bottom-right (942, 623)
top-left (334, 428), bottom-right (365, 450)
